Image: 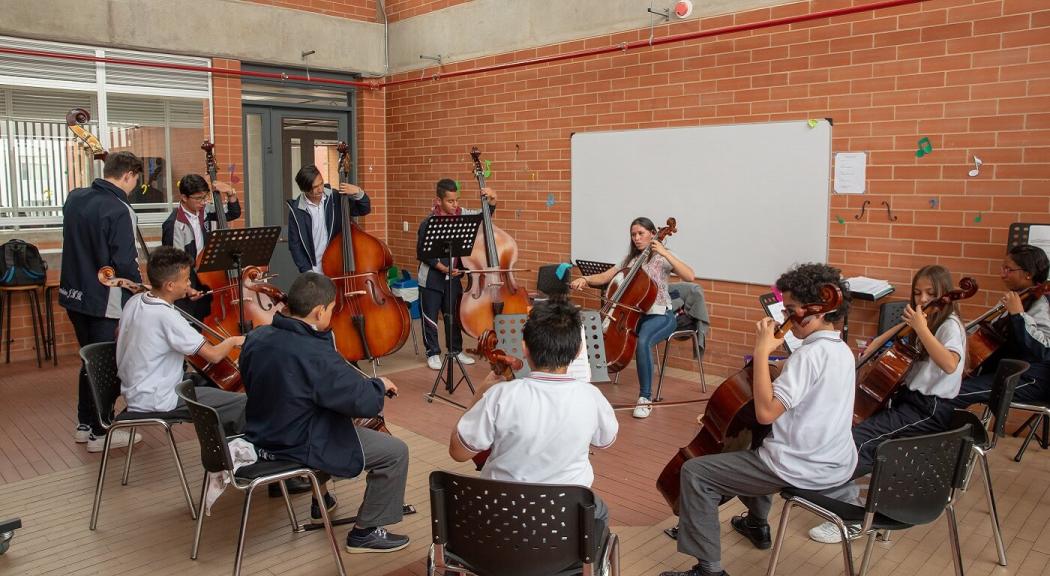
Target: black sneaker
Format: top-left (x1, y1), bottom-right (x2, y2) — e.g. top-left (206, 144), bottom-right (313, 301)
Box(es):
top-left (310, 493), bottom-right (338, 520)
top-left (731, 513), bottom-right (772, 550)
top-left (268, 477), bottom-right (313, 498)
top-left (345, 527), bottom-right (410, 553)
top-left (659, 565), bottom-right (729, 576)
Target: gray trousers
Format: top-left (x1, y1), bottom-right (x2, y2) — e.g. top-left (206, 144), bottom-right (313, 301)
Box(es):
top-left (677, 450), bottom-right (785, 563)
top-left (315, 426), bottom-right (409, 528)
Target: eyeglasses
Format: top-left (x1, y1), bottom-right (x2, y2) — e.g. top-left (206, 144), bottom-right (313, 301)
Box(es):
top-left (187, 194), bottom-right (209, 202)
top-left (1001, 265), bottom-right (1025, 274)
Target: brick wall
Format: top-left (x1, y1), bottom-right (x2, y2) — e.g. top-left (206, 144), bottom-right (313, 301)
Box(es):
top-left (246, 0), bottom-right (376, 21)
top-left (383, 0), bottom-right (1050, 375)
top-left (385, 0), bottom-right (471, 22)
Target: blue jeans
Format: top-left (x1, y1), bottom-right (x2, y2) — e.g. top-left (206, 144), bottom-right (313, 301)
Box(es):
top-left (636, 311), bottom-right (676, 399)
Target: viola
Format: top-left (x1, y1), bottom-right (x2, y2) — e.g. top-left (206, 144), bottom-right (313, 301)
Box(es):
top-left (320, 142), bottom-right (411, 362)
top-left (97, 266), bottom-right (243, 392)
top-left (467, 329), bottom-right (525, 470)
top-left (965, 281), bottom-right (1050, 376)
top-left (458, 147), bottom-right (530, 339)
top-left (656, 284), bottom-right (842, 515)
top-left (853, 278), bottom-right (978, 425)
top-left (600, 217), bottom-right (677, 373)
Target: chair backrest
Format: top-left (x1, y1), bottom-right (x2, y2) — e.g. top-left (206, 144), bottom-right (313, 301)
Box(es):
top-left (866, 424), bottom-right (973, 527)
top-left (175, 380), bottom-right (235, 474)
top-left (79, 342), bottom-right (121, 428)
top-left (988, 359), bottom-right (1029, 439)
top-left (429, 471), bottom-right (598, 576)
top-left (878, 300), bottom-right (909, 335)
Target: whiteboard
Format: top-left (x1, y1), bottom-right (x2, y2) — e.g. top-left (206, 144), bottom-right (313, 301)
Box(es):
top-left (570, 120), bottom-right (832, 286)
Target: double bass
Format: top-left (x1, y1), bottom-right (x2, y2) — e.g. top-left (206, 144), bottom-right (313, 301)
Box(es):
top-left (321, 142), bottom-right (411, 362)
top-left (98, 266), bottom-right (243, 392)
top-left (853, 278), bottom-right (978, 424)
top-left (965, 281), bottom-right (1050, 376)
top-left (600, 217), bottom-right (677, 373)
top-left (458, 147), bottom-right (530, 339)
top-left (656, 284), bottom-right (842, 515)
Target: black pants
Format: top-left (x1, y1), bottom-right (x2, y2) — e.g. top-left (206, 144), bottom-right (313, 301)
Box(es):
top-left (852, 388), bottom-right (952, 478)
top-left (420, 283), bottom-right (463, 358)
top-left (949, 362), bottom-right (1050, 411)
top-left (67, 309), bottom-right (118, 436)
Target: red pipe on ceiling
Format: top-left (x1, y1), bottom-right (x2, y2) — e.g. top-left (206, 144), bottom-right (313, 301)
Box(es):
top-left (0, 0), bottom-right (924, 91)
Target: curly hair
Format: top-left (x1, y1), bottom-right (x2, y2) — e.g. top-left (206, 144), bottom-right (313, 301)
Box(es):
top-left (774, 263), bottom-right (851, 324)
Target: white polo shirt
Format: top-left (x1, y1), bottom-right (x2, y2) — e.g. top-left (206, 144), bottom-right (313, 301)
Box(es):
top-left (456, 372), bottom-right (619, 487)
top-left (905, 314), bottom-right (966, 399)
top-left (757, 330), bottom-right (858, 491)
top-left (116, 292), bottom-right (206, 413)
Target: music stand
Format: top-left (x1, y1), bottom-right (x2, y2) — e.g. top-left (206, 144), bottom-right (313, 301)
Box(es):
top-left (575, 259), bottom-right (616, 302)
top-left (420, 214), bottom-right (483, 408)
top-left (196, 226), bottom-right (281, 335)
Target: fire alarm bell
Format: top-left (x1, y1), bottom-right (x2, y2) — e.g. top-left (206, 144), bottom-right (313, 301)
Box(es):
top-left (674, 0), bottom-right (693, 18)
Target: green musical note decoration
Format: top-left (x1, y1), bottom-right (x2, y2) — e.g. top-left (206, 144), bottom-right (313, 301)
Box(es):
top-left (915, 137), bottom-right (933, 157)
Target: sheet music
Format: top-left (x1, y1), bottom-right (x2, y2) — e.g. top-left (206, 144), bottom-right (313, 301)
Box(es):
top-left (764, 300), bottom-right (803, 353)
top-left (1027, 225), bottom-right (1050, 258)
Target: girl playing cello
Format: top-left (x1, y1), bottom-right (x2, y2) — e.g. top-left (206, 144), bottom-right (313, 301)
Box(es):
top-left (571, 217), bottom-right (694, 418)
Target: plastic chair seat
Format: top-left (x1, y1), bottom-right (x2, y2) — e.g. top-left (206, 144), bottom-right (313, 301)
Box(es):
top-left (781, 488), bottom-right (913, 531)
top-left (114, 409), bottom-right (190, 423)
top-left (235, 459), bottom-right (308, 480)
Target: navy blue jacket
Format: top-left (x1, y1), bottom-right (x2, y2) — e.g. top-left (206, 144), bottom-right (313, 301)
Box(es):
top-left (287, 187), bottom-right (371, 273)
top-left (59, 179), bottom-right (142, 319)
top-left (241, 314), bottom-right (386, 478)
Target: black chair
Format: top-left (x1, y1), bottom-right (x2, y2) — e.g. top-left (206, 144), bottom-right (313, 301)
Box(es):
top-left (949, 358), bottom-right (1028, 568)
top-left (765, 425), bottom-right (975, 576)
top-left (428, 470), bottom-right (619, 576)
top-left (1008, 395), bottom-right (1050, 462)
top-left (877, 300), bottom-right (908, 335)
top-left (80, 342), bottom-right (196, 530)
top-left (175, 380), bottom-right (345, 576)
top-left (655, 283), bottom-right (710, 399)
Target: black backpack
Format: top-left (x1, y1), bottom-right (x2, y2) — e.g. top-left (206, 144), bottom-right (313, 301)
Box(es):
top-left (0, 239), bottom-right (47, 286)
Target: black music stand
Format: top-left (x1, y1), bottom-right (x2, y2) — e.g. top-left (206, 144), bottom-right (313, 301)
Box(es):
top-left (420, 214), bottom-right (483, 408)
top-left (575, 259), bottom-right (616, 304)
top-left (196, 226), bottom-right (281, 335)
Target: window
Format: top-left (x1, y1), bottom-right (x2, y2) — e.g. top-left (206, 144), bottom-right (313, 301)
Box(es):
top-left (0, 36), bottom-right (211, 228)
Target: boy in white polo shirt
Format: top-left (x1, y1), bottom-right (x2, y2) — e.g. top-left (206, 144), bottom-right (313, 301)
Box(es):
top-left (449, 297), bottom-right (619, 569)
top-left (116, 246), bottom-right (246, 432)
top-left (661, 263), bottom-right (857, 576)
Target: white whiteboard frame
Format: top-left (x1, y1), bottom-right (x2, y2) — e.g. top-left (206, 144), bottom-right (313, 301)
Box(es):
top-left (570, 120), bottom-right (832, 286)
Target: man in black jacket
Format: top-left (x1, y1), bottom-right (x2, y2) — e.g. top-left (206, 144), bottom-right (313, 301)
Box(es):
top-left (286, 165), bottom-right (371, 274)
top-left (60, 151), bottom-right (146, 452)
top-left (240, 272), bottom-right (410, 553)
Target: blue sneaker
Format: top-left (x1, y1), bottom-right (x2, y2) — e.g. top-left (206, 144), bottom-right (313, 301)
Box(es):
top-left (345, 527), bottom-right (409, 553)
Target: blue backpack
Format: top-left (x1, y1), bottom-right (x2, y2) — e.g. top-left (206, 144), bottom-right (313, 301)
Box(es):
top-left (0, 239), bottom-right (47, 286)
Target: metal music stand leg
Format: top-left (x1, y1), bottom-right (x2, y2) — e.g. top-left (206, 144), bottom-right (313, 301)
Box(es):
top-left (425, 243), bottom-right (474, 408)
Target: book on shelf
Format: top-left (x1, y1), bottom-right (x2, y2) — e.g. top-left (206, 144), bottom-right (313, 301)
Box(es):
top-left (846, 276), bottom-right (894, 301)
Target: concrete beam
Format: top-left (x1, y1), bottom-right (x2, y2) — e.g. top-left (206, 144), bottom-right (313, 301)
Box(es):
top-left (388, 0), bottom-right (795, 73)
top-left (0, 0), bottom-right (387, 76)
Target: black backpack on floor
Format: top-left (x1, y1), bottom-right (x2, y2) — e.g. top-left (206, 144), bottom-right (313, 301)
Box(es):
top-left (0, 239), bottom-right (47, 286)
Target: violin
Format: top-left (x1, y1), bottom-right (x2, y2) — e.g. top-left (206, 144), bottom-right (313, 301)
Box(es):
top-left (458, 147), bottom-right (530, 339)
top-left (320, 142), bottom-right (411, 362)
top-left (965, 281), bottom-right (1050, 376)
top-left (600, 218), bottom-right (677, 373)
top-left (656, 284), bottom-right (842, 515)
top-left (466, 329), bottom-right (525, 471)
top-left (97, 266), bottom-right (243, 392)
top-left (853, 278), bottom-right (978, 424)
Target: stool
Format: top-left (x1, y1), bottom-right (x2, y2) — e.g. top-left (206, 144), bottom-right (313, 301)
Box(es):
top-left (43, 280), bottom-right (59, 365)
top-left (0, 284), bottom-right (46, 367)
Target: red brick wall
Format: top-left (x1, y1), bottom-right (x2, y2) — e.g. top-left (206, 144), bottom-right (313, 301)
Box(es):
top-left (385, 0), bottom-right (471, 22)
top-left (246, 0), bottom-right (376, 21)
top-left (383, 0), bottom-right (1050, 375)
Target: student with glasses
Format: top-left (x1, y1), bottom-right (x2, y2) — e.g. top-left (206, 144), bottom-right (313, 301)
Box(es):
top-left (161, 173), bottom-right (241, 320)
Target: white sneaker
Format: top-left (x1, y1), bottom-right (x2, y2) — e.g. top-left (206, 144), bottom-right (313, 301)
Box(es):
top-left (457, 352), bottom-right (476, 366)
top-left (427, 355), bottom-right (443, 370)
top-left (86, 429), bottom-right (143, 453)
top-left (808, 521), bottom-right (862, 543)
top-left (74, 424), bottom-right (92, 443)
top-left (632, 397), bottom-right (652, 419)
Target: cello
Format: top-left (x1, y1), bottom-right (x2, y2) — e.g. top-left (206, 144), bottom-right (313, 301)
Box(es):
top-left (458, 147), bottom-right (530, 339)
top-left (320, 142), bottom-right (410, 363)
top-left (853, 277), bottom-right (978, 424)
top-left (600, 217), bottom-right (677, 373)
top-left (965, 281), bottom-right (1050, 376)
top-left (97, 266), bottom-right (243, 392)
top-left (656, 284), bottom-right (842, 515)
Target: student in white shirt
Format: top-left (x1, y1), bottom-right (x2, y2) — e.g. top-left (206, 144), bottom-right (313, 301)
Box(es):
top-left (809, 264), bottom-right (966, 543)
top-left (116, 246), bottom-right (246, 432)
top-left (661, 264), bottom-right (856, 576)
top-left (449, 298), bottom-right (619, 573)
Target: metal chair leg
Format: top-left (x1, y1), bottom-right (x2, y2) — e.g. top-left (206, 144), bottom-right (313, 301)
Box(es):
top-left (307, 471), bottom-right (347, 576)
top-left (655, 341), bottom-right (671, 401)
top-left (121, 425), bottom-right (137, 485)
top-left (977, 450), bottom-right (1007, 566)
top-left (233, 484), bottom-right (256, 576)
top-left (765, 499), bottom-right (794, 576)
top-left (28, 290), bottom-right (42, 368)
top-left (1015, 415), bottom-right (1043, 462)
top-left (858, 528), bottom-right (877, 576)
top-left (692, 333), bottom-right (706, 393)
top-left (191, 476), bottom-right (208, 560)
top-left (166, 426), bottom-right (197, 520)
top-left (946, 503), bottom-right (964, 576)
top-left (278, 480), bottom-right (301, 532)
top-left (89, 430), bottom-right (115, 530)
